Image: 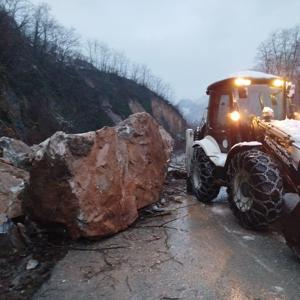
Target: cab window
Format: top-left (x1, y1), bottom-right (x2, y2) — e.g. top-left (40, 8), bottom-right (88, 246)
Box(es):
top-left (209, 93), bottom-right (231, 129)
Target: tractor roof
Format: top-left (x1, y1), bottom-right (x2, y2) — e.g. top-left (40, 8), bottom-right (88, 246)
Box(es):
top-left (207, 70), bottom-right (281, 92)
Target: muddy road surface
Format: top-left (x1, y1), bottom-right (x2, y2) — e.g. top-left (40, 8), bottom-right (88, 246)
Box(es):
top-left (33, 172), bottom-right (300, 299)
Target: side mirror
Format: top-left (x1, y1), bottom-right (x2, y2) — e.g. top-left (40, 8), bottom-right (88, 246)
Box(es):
top-left (287, 83), bottom-right (296, 99)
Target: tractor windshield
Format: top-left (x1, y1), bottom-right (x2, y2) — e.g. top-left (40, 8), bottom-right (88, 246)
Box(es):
top-left (237, 84), bottom-right (285, 120)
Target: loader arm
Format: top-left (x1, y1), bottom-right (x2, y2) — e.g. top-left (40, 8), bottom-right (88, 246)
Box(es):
top-left (253, 117), bottom-right (300, 193)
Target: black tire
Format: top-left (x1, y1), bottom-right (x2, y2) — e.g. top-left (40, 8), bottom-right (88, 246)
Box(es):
top-left (190, 147), bottom-right (220, 203)
top-left (227, 149), bottom-right (283, 229)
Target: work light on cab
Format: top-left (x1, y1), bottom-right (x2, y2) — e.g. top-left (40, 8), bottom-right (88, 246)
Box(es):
top-left (234, 78), bottom-right (251, 86)
top-left (272, 79), bottom-right (284, 87)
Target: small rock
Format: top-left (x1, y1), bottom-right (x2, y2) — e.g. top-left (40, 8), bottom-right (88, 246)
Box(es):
top-left (17, 223), bottom-right (31, 245)
top-left (0, 217), bottom-right (26, 256)
top-left (151, 205), bottom-right (166, 213)
top-left (26, 259), bottom-right (39, 270)
top-left (160, 198), bottom-right (167, 205)
top-left (0, 161), bottom-right (29, 219)
top-left (0, 137), bottom-right (32, 168)
top-left (170, 196), bottom-right (183, 204)
top-left (168, 168), bottom-right (187, 179)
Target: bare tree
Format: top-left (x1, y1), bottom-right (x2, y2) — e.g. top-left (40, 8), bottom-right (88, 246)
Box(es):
top-left (255, 26), bottom-right (300, 79)
top-left (0, 0), bottom-right (31, 31)
top-left (110, 51), bottom-right (129, 76)
top-left (27, 3), bottom-right (50, 55)
top-left (86, 39), bottom-right (112, 71)
top-left (0, 0), bottom-right (176, 103)
top-left (137, 64), bottom-right (152, 86)
top-left (0, 0), bottom-right (27, 18)
top-left (50, 25), bottom-right (79, 63)
top-left (129, 62), bottom-right (141, 81)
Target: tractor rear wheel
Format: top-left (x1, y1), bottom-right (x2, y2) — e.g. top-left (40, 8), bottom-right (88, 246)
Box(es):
top-left (228, 149), bottom-right (283, 229)
top-left (189, 147), bottom-right (220, 203)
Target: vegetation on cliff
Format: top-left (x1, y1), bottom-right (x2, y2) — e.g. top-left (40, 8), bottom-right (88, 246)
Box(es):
top-left (0, 0), bottom-right (186, 144)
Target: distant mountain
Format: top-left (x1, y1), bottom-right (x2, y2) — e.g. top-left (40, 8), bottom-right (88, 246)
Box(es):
top-left (177, 96), bottom-right (208, 126)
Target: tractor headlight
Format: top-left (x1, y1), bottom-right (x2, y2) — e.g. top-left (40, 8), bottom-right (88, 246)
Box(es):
top-left (272, 79), bottom-right (284, 87)
top-left (230, 111), bottom-right (241, 122)
top-left (234, 78), bottom-right (251, 86)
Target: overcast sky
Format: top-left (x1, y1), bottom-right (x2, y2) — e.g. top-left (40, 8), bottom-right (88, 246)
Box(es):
top-left (31, 0), bottom-right (300, 102)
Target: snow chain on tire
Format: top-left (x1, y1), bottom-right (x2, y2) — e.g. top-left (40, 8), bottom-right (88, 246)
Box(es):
top-left (190, 147), bottom-right (220, 203)
top-left (227, 149), bottom-right (283, 229)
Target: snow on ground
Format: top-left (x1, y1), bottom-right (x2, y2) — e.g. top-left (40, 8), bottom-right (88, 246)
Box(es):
top-left (283, 193), bottom-right (300, 213)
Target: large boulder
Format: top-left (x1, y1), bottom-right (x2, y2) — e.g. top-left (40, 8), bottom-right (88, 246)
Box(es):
top-left (0, 161), bottom-right (29, 220)
top-left (24, 113), bottom-right (173, 239)
top-left (0, 137), bottom-right (33, 168)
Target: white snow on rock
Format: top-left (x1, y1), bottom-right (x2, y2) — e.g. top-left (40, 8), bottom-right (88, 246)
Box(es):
top-left (271, 119), bottom-right (300, 142)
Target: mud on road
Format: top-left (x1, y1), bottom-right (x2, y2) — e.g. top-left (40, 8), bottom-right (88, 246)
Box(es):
top-left (32, 163), bottom-right (300, 300)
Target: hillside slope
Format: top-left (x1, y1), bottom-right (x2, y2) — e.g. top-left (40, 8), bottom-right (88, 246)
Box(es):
top-left (0, 11), bottom-right (186, 145)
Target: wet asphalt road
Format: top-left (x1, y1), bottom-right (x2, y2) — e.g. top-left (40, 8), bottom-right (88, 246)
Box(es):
top-left (33, 180), bottom-right (300, 300)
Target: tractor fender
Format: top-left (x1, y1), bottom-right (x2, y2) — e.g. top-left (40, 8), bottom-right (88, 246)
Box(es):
top-left (186, 131), bottom-right (221, 176)
top-left (193, 136), bottom-right (226, 167)
top-left (193, 135), bottom-right (221, 154)
top-left (224, 141), bottom-right (262, 170)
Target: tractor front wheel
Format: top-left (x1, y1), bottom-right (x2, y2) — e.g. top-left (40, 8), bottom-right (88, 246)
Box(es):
top-left (228, 149), bottom-right (283, 229)
top-left (189, 147), bottom-right (220, 203)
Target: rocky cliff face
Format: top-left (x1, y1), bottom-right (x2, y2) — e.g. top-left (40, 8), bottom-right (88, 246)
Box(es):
top-left (127, 98), bottom-right (186, 138)
top-left (0, 65), bottom-right (186, 145)
top-left (151, 98), bottom-right (186, 137)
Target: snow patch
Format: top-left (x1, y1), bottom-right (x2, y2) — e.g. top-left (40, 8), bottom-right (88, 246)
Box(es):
top-left (253, 256), bottom-right (274, 273)
top-left (271, 119), bottom-right (300, 166)
top-left (228, 70), bottom-right (278, 79)
top-left (242, 235), bottom-right (255, 241)
top-left (222, 225), bottom-right (245, 235)
top-left (9, 180), bottom-right (25, 193)
top-left (211, 206), bottom-right (230, 216)
top-left (272, 232), bottom-right (286, 244)
top-left (272, 286), bottom-right (284, 293)
top-left (271, 119), bottom-right (300, 142)
top-left (230, 141), bottom-right (262, 151)
top-left (283, 193), bottom-right (300, 213)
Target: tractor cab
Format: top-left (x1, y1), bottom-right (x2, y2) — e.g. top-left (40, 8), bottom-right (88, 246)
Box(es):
top-left (204, 71), bottom-right (289, 152)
